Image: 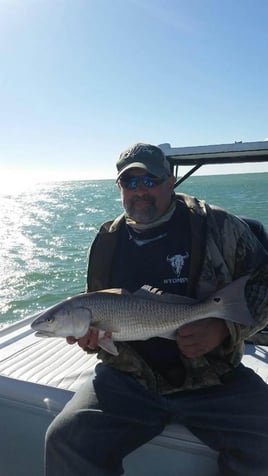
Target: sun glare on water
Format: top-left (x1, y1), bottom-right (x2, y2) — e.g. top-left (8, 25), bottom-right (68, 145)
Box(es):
top-left (0, 169), bottom-right (77, 196)
top-left (0, 167), bottom-right (113, 196)
top-left (0, 170), bottom-right (43, 196)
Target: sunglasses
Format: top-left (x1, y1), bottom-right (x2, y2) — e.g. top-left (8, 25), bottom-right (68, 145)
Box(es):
top-left (119, 175), bottom-right (167, 190)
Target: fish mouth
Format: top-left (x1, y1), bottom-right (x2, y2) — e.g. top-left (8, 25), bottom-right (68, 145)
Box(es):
top-left (34, 330), bottom-right (55, 337)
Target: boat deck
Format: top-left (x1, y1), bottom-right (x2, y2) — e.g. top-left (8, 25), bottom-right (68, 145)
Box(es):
top-left (1, 316), bottom-right (267, 389)
top-left (0, 316), bottom-right (267, 476)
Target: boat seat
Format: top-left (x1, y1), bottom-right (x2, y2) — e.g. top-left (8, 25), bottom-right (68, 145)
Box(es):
top-left (0, 319), bottom-right (267, 476)
top-left (1, 320), bottom-right (267, 394)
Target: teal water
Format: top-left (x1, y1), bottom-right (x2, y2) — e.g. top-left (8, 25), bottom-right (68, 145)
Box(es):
top-left (0, 173), bottom-right (267, 326)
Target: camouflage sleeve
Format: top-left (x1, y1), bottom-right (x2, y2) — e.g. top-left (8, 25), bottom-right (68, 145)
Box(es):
top-left (204, 207), bottom-right (268, 349)
top-left (224, 226), bottom-right (268, 347)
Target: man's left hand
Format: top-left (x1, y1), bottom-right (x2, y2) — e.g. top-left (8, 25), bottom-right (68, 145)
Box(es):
top-left (176, 318), bottom-right (229, 358)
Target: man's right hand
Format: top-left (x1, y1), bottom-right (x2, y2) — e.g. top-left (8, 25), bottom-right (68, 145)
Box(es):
top-left (66, 328), bottom-right (112, 352)
top-left (66, 328), bottom-right (100, 351)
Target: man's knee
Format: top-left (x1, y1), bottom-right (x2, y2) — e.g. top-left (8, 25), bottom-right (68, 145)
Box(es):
top-left (46, 413), bottom-right (69, 452)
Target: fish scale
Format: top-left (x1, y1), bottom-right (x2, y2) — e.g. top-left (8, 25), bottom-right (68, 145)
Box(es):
top-left (82, 292), bottom-right (208, 340)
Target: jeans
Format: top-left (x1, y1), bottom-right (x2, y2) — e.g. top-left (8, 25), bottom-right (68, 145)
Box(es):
top-left (45, 363), bottom-right (268, 476)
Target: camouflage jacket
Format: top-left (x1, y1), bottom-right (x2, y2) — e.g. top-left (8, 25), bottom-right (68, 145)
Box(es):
top-left (86, 193), bottom-right (268, 394)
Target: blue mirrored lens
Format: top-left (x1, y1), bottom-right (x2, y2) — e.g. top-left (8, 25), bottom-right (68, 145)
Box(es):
top-left (120, 175), bottom-right (164, 190)
top-left (128, 176), bottom-right (154, 189)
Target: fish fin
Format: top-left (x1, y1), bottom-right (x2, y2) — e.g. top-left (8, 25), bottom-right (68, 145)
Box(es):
top-left (98, 336), bottom-right (119, 356)
top-left (133, 286), bottom-right (197, 305)
top-left (140, 285), bottom-right (164, 295)
top-left (96, 288), bottom-right (130, 295)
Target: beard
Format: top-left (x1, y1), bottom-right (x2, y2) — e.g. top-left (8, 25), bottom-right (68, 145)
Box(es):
top-left (125, 195), bottom-right (158, 223)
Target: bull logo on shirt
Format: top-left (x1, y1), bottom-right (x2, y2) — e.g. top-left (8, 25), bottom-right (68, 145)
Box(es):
top-left (166, 252), bottom-right (189, 277)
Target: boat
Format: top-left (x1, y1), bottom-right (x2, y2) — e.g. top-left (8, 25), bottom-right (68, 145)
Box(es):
top-left (0, 140), bottom-right (267, 476)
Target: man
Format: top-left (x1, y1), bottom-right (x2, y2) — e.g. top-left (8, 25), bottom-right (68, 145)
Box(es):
top-left (46, 143), bottom-right (268, 476)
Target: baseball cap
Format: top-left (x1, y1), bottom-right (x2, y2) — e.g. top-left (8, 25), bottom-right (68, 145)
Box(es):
top-left (116, 143), bottom-right (171, 180)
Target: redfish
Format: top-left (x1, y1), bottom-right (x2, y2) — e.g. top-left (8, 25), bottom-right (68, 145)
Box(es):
top-left (31, 275), bottom-right (253, 355)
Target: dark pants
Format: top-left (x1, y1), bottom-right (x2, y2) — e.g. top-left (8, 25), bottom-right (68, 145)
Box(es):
top-left (45, 363), bottom-right (268, 476)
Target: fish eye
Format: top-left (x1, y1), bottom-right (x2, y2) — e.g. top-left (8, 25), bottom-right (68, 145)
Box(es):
top-left (46, 316), bottom-right (55, 325)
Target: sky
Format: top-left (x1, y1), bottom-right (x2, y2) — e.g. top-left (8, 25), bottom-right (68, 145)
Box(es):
top-left (0, 0), bottom-right (268, 190)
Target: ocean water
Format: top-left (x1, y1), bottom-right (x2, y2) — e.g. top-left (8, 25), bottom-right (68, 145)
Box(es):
top-left (0, 173), bottom-right (267, 327)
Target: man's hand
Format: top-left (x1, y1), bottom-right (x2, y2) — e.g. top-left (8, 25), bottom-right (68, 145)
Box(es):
top-left (176, 318), bottom-right (229, 359)
top-left (67, 328), bottom-right (111, 352)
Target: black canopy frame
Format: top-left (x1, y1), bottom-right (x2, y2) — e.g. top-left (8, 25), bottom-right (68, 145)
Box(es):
top-left (159, 140), bottom-right (268, 188)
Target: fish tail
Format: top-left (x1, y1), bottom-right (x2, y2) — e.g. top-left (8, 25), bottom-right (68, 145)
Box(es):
top-left (203, 275), bottom-right (254, 326)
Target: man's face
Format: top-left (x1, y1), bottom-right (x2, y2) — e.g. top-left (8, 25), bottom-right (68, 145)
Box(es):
top-left (118, 168), bottom-right (175, 224)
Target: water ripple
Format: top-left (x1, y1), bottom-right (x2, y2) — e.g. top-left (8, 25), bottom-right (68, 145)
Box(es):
top-left (0, 175), bottom-right (267, 324)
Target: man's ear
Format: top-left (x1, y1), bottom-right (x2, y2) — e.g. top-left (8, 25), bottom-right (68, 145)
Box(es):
top-left (168, 175), bottom-right (176, 189)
